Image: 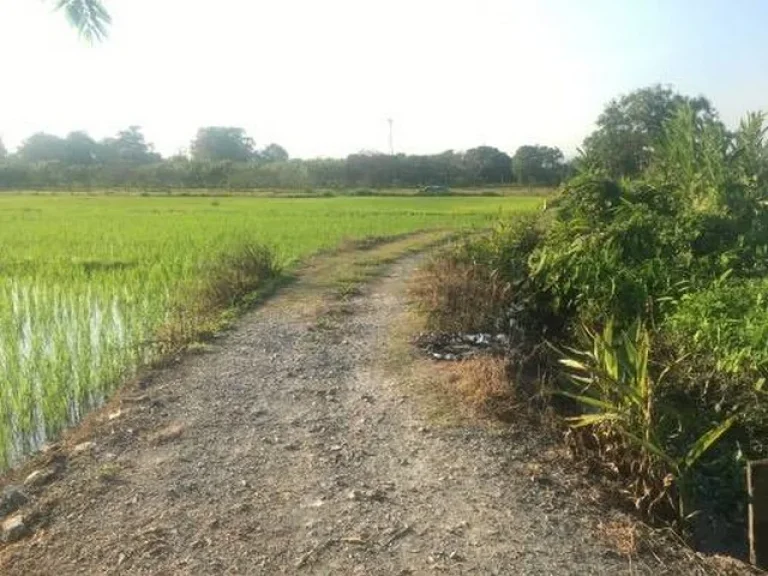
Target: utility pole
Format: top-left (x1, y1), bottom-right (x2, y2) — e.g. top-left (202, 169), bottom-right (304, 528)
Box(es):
top-left (387, 118), bottom-right (394, 156)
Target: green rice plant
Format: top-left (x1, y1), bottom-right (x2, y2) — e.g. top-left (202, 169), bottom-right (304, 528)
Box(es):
top-left (0, 194), bottom-right (540, 469)
top-left (558, 320), bottom-right (737, 524)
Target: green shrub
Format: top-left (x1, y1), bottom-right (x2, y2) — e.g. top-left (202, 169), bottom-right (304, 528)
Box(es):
top-left (418, 102), bottom-right (768, 539)
top-left (558, 320), bottom-right (738, 523)
top-left (666, 277), bottom-right (768, 374)
top-left (541, 106), bottom-right (768, 535)
top-left (531, 178), bottom-right (694, 326)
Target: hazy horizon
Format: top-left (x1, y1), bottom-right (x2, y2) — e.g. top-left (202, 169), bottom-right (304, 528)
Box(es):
top-left (1, 0), bottom-right (767, 159)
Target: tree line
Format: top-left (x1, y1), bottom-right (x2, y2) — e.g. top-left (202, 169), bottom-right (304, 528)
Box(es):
top-left (0, 127), bottom-right (566, 190)
top-left (0, 84), bottom-right (709, 191)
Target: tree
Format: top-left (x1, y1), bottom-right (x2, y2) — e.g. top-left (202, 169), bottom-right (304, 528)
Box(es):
top-left (100, 126), bottom-right (159, 164)
top-left (581, 85), bottom-right (719, 178)
top-left (63, 131), bottom-right (99, 164)
top-left (345, 152), bottom-right (397, 187)
top-left (261, 143), bottom-right (289, 163)
top-left (17, 133), bottom-right (66, 162)
top-left (191, 127), bottom-right (255, 162)
top-left (0, 138), bottom-right (6, 160)
top-left (53, 0), bottom-right (111, 41)
top-left (512, 145), bottom-right (565, 185)
top-left (463, 146), bottom-right (513, 184)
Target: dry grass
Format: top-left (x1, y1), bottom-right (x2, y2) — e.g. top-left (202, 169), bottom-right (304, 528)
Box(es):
top-left (409, 252), bottom-right (523, 420)
top-left (450, 357), bottom-right (515, 415)
top-left (593, 518), bottom-right (759, 575)
top-left (597, 518), bottom-right (640, 556)
top-left (412, 256), bottom-right (511, 334)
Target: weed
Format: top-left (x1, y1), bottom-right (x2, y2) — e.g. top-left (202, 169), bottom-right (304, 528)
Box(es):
top-left (199, 242), bottom-right (282, 309)
top-left (313, 316), bottom-right (337, 331)
top-left (336, 282), bottom-right (363, 300)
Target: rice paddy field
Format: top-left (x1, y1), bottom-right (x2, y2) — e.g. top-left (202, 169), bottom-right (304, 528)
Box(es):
top-left (0, 194), bottom-right (540, 469)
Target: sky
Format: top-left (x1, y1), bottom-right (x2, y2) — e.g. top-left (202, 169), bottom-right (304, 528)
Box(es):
top-left (1, 0), bottom-right (767, 159)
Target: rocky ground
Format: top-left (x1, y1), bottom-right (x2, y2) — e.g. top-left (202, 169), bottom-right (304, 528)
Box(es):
top-left (0, 240), bottom-right (756, 575)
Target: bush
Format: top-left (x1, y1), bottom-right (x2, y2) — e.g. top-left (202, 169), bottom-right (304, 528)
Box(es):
top-left (416, 103), bottom-right (768, 542)
top-left (529, 168), bottom-right (756, 328)
top-left (413, 214), bottom-right (556, 338)
top-left (666, 278), bottom-right (768, 374)
top-left (557, 321), bottom-right (739, 522)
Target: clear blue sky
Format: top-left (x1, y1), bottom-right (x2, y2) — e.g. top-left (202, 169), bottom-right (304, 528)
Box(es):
top-left (0, 0), bottom-right (766, 158)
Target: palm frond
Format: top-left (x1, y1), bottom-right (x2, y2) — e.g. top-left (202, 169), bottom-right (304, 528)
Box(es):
top-left (54, 0), bottom-right (111, 42)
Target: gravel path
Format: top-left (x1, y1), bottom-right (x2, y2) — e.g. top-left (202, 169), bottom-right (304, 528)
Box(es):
top-left (0, 250), bottom-right (740, 575)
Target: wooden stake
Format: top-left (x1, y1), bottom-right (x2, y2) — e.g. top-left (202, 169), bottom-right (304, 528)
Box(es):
top-left (748, 459), bottom-right (768, 568)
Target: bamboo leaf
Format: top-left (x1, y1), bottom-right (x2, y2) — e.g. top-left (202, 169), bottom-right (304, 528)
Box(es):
top-left (567, 374), bottom-right (594, 385)
top-left (557, 390), bottom-right (619, 412)
top-left (559, 358), bottom-right (589, 371)
top-left (622, 429), bottom-right (678, 470)
top-left (565, 413), bottom-right (621, 427)
top-left (682, 415), bottom-right (738, 471)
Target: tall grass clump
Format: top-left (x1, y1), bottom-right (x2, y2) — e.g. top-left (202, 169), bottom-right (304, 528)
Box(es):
top-left (200, 242), bottom-right (282, 309)
top-left (156, 241), bottom-right (282, 352)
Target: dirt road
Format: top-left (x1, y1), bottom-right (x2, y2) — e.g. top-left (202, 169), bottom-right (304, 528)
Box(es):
top-left (0, 239), bottom-right (741, 574)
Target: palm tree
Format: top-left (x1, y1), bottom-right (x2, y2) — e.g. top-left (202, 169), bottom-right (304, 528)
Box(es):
top-left (54, 0), bottom-right (111, 41)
